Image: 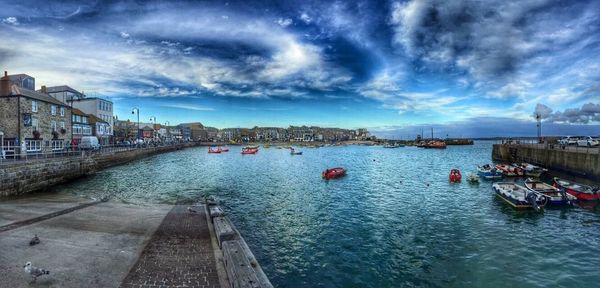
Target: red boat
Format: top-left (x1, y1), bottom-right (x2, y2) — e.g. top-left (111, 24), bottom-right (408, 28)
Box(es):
top-left (220, 147), bottom-right (229, 152)
top-left (241, 148), bottom-right (258, 155)
top-left (553, 177), bottom-right (599, 201)
top-left (322, 167), bottom-right (346, 180)
top-left (449, 169), bottom-right (462, 182)
top-left (208, 147), bottom-right (222, 154)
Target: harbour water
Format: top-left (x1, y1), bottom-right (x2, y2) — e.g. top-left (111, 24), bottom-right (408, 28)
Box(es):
top-left (52, 141), bottom-right (600, 287)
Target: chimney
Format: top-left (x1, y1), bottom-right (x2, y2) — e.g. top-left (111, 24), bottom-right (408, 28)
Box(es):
top-left (0, 71), bottom-right (10, 97)
top-left (40, 85), bottom-right (48, 94)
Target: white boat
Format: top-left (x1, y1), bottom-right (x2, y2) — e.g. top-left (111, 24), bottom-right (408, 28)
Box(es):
top-left (524, 178), bottom-right (575, 206)
top-left (514, 163), bottom-right (547, 177)
top-left (477, 164), bottom-right (503, 179)
top-left (495, 164), bottom-right (525, 177)
top-left (493, 182), bottom-right (547, 211)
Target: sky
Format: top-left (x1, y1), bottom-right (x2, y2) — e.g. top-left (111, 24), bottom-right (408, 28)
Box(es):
top-left (0, 0), bottom-right (599, 138)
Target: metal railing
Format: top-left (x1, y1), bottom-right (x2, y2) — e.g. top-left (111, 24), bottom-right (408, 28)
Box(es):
top-left (497, 138), bottom-right (600, 154)
top-left (0, 140), bottom-right (193, 165)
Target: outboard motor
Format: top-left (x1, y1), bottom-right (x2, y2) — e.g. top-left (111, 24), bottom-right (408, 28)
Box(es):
top-left (558, 188), bottom-right (572, 206)
top-left (525, 191), bottom-right (542, 212)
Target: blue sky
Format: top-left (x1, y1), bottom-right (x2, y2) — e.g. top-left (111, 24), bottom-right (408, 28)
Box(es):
top-left (0, 0), bottom-right (599, 137)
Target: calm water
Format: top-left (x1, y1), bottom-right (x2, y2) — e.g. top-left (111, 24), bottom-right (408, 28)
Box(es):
top-left (52, 142), bottom-right (600, 287)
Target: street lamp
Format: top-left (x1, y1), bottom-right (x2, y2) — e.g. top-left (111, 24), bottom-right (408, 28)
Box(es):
top-left (149, 116), bottom-right (156, 139)
top-left (536, 112), bottom-right (542, 144)
top-left (131, 107), bottom-right (140, 140)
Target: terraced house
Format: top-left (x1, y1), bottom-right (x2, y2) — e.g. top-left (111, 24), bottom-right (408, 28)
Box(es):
top-left (0, 72), bottom-right (72, 156)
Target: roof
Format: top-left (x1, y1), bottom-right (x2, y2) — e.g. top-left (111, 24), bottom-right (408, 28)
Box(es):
top-left (71, 108), bottom-right (88, 116)
top-left (44, 85), bottom-right (83, 95)
top-left (69, 97), bottom-right (113, 104)
top-left (10, 85), bottom-right (67, 106)
top-left (87, 114), bottom-right (108, 125)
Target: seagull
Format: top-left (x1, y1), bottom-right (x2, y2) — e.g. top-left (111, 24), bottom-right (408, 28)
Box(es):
top-left (29, 235), bottom-right (40, 246)
top-left (23, 262), bottom-right (50, 282)
top-left (187, 206), bottom-right (197, 214)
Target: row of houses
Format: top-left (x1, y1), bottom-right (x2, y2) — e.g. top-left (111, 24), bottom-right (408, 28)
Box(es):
top-left (112, 121), bottom-right (371, 143)
top-left (0, 71), bottom-right (114, 155)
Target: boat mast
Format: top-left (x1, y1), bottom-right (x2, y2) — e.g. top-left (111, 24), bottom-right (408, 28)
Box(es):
top-left (431, 128), bottom-right (433, 141)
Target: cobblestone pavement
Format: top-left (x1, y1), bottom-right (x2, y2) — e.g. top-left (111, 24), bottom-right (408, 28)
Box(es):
top-left (120, 205), bottom-right (220, 288)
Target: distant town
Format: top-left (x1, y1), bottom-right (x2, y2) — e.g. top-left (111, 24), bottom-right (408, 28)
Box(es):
top-left (0, 71), bottom-right (375, 155)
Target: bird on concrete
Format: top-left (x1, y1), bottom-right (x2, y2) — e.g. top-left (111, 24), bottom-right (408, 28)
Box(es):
top-left (187, 206), bottom-right (197, 214)
top-left (23, 262), bottom-right (50, 282)
top-left (29, 235), bottom-right (40, 246)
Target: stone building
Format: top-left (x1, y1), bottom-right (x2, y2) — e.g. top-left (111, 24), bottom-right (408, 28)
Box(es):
top-left (88, 114), bottom-right (111, 145)
top-left (71, 108), bottom-right (92, 145)
top-left (0, 72), bottom-right (72, 156)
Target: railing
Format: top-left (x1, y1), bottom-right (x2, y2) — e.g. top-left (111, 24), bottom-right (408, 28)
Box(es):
top-left (497, 138), bottom-right (600, 154)
top-left (0, 141), bottom-right (194, 165)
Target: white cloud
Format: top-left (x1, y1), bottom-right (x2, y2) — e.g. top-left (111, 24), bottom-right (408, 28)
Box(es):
top-left (2, 17), bottom-right (19, 25)
top-left (300, 13), bottom-right (311, 24)
top-left (276, 18), bottom-right (292, 27)
top-left (161, 104), bottom-right (215, 111)
top-left (119, 31), bottom-right (130, 38)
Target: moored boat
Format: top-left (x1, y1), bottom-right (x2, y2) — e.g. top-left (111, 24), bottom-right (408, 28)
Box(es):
top-left (449, 169), bottom-right (462, 183)
top-left (322, 167), bottom-right (346, 180)
top-left (467, 174), bottom-right (479, 184)
top-left (514, 163), bottom-right (546, 177)
top-left (219, 147), bottom-right (229, 152)
top-left (245, 145), bottom-right (259, 150)
top-left (290, 148), bottom-right (303, 155)
top-left (525, 178), bottom-right (575, 206)
top-left (241, 148), bottom-right (258, 155)
top-left (493, 182), bottom-right (547, 211)
top-left (477, 164), bottom-right (503, 179)
top-left (553, 177), bottom-right (599, 201)
top-left (208, 147), bottom-right (222, 153)
top-left (495, 164), bottom-right (524, 177)
top-left (423, 141), bottom-right (447, 149)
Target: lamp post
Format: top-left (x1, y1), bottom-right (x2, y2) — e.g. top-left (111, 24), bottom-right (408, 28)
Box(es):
top-left (536, 113), bottom-right (542, 144)
top-left (165, 121), bottom-right (170, 142)
top-left (0, 131), bottom-right (4, 160)
top-left (131, 107), bottom-right (140, 140)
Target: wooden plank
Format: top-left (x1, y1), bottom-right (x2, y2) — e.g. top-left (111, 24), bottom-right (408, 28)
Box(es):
top-left (222, 240), bottom-right (261, 288)
top-left (209, 206), bottom-right (225, 218)
top-left (213, 216), bottom-right (237, 248)
top-left (238, 237), bottom-right (274, 288)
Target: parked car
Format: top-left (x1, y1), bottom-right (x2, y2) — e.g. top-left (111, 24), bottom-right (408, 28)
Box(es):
top-left (79, 136), bottom-right (101, 150)
top-left (558, 136), bottom-right (579, 145)
top-left (577, 136), bottom-right (599, 147)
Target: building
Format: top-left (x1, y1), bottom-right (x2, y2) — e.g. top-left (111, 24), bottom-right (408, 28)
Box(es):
top-left (44, 85), bottom-right (84, 104)
top-left (71, 108), bottom-right (92, 144)
top-left (113, 120), bottom-right (138, 143)
top-left (88, 114), bottom-right (111, 145)
top-left (0, 71), bottom-right (72, 155)
top-left (178, 122), bottom-right (205, 141)
top-left (67, 94), bottom-right (114, 143)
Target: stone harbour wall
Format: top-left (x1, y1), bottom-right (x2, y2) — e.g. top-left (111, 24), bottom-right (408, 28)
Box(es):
top-left (0, 143), bottom-right (199, 197)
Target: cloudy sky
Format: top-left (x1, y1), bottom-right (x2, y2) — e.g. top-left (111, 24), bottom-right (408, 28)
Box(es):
top-left (1, 0), bottom-right (599, 137)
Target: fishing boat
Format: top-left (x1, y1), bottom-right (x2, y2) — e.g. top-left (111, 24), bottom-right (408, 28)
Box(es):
top-left (495, 164), bottom-right (524, 177)
top-left (245, 145), bottom-right (259, 150)
top-left (241, 148), bottom-right (258, 155)
top-left (449, 169), bottom-right (462, 182)
top-left (493, 182), bottom-right (548, 211)
top-left (290, 148), bottom-right (303, 155)
top-left (514, 163), bottom-right (546, 177)
top-left (219, 147), bottom-right (229, 152)
top-left (208, 147), bottom-right (222, 154)
top-left (553, 177), bottom-right (600, 201)
top-left (525, 178), bottom-right (575, 206)
top-left (322, 167), bottom-right (346, 180)
top-left (467, 174), bottom-right (479, 184)
top-left (383, 143), bottom-right (399, 148)
top-left (477, 164), bottom-right (503, 179)
top-left (423, 141), bottom-right (447, 149)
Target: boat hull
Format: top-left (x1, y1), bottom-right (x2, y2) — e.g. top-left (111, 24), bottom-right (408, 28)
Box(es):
top-left (493, 183), bottom-right (546, 210)
top-left (553, 178), bottom-right (599, 201)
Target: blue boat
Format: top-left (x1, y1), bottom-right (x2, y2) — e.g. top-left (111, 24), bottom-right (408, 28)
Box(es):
top-left (493, 182), bottom-right (547, 211)
top-left (524, 178), bottom-right (576, 206)
top-left (477, 164), bottom-right (503, 179)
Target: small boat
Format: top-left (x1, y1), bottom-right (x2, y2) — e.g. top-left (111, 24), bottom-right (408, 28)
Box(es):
top-left (495, 164), bottom-right (524, 177)
top-left (383, 143), bottom-right (399, 148)
top-left (322, 167), bottom-right (346, 180)
top-left (423, 141), bottom-right (447, 149)
top-left (467, 174), bottom-right (479, 184)
top-left (245, 145), bottom-right (259, 150)
top-left (263, 144), bottom-right (271, 148)
top-left (493, 182), bottom-right (548, 211)
top-left (290, 148), bottom-right (303, 155)
top-left (514, 163), bottom-right (546, 177)
top-left (208, 147), bottom-right (221, 154)
top-left (241, 148), bottom-right (258, 155)
top-left (477, 164), bottom-right (503, 179)
top-left (525, 178), bottom-right (576, 206)
top-left (219, 147), bottom-right (229, 152)
top-left (553, 177), bottom-right (600, 201)
top-left (449, 169), bottom-right (462, 183)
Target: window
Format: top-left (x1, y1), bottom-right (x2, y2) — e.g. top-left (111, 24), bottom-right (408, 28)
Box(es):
top-left (82, 116), bottom-right (88, 124)
top-left (3, 140), bottom-right (16, 152)
top-left (51, 140), bottom-right (63, 151)
top-left (51, 120), bottom-right (57, 131)
top-left (25, 140), bottom-right (42, 152)
top-left (73, 125), bottom-right (82, 134)
top-left (60, 107), bottom-right (65, 116)
top-left (32, 117), bottom-right (39, 130)
top-left (51, 105), bottom-right (57, 115)
top-left (60, 121), bottom-right (65, 129)
top-left (32, 100), bottom-right (38, 112)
